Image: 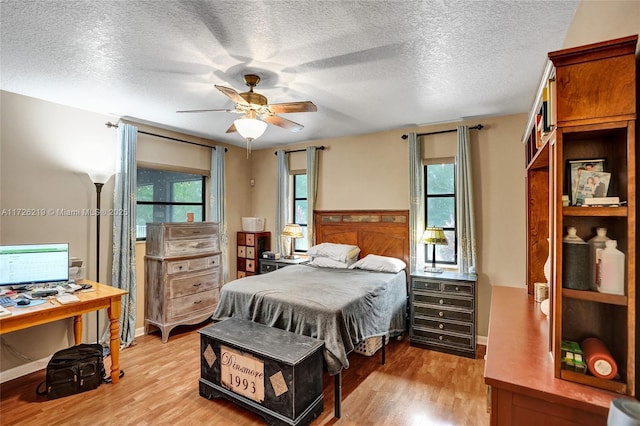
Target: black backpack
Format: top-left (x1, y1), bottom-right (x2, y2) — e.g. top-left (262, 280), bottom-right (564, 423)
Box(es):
top-left (36, 343), bottom-right (105, 399)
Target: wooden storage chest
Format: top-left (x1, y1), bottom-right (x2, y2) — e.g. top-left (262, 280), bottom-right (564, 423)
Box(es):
top-left (199, 318), bottom-right (324, 425)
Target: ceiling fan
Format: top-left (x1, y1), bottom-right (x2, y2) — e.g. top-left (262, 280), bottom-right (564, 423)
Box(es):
top-left (177, 74), bottom-right (317, 136)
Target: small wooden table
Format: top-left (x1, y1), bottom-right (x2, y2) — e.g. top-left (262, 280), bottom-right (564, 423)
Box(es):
top-left (0, 281), bottom-right (128, 384)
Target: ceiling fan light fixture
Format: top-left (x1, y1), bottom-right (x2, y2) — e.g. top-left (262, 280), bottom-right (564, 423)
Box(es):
top-left (234, 117), bottom-right (267, 140)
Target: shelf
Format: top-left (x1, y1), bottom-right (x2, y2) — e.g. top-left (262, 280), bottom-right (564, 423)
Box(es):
top-left (562, 288), bottom-right (627, 306)
top-left (526, 138), bottom-right (550, 170)
top-left (560, 369), bottom-right (627, 395)
top-left (563, 206), bottom-right (627, 217)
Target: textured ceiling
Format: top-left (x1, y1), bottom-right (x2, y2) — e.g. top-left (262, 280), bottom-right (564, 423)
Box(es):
top-left (0, 1), bottom-right (578, 149)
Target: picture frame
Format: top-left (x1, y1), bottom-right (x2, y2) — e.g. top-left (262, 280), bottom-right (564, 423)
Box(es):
top-left (566, 158), bottom-right (606, 205)
top-left (574, 170), bottom-right (611, 206)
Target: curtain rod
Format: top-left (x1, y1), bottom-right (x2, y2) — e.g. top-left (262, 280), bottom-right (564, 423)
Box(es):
top-left (105, 121), bottom-right (227, 151)
top-left (400, 124), bottom-right (484, 139)
top-left (274, 145), bottom-right (326, 155)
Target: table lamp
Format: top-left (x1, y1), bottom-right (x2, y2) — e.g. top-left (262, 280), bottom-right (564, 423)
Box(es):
top-left (421, 227), bottom-right (448, 273)
top-left (281, 223), bottom-right (304, 259)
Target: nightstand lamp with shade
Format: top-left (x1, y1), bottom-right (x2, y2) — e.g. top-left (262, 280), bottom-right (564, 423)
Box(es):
top-left (421, 227), bottom-right (448, 273)
top-left (281, 223), bottom-right (304, 259)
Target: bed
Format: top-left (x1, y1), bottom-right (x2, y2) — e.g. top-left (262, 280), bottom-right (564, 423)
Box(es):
top-left (212, 209), bottom-right (410, 376)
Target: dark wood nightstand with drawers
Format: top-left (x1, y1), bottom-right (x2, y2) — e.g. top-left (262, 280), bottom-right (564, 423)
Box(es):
top-left (259, 257), bottom-right (309, 274)
top-left (409, 270), bottom-right (477, 358)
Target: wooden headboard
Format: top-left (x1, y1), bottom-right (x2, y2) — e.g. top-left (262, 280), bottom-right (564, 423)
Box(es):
top-left (313, 210), bottom-right (410, 268)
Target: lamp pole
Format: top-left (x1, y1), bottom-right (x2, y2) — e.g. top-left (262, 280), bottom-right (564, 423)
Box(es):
top-left (94, 182), bottom-right (103, 345)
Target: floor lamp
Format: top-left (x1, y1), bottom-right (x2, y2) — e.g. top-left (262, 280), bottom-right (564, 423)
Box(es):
top-left (89, 171), bottom-right (113, 348)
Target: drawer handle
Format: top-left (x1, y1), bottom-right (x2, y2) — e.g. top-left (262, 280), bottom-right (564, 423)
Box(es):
top-left (193, 283), bottom-right (202, 287)
top-left (439, 299), bottom-right (444, 304)
top-left (438, 324), bottom-right (444, 329)
top-left (178, 266), bottom-right (183, 270)
top-left (438, 335), bottom-right (443, 341)
top-left (438, 311), bottom-right (444, 317)
top-left (193, 300), bottom-right (202, 305)
top-left (455, 286), bottom-right (459, 291)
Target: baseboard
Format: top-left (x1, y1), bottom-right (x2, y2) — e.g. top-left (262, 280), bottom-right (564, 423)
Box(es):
top-left (477, 335), bottom-right (488, 346)
top-left (0, 355), bottom-right (51, 384)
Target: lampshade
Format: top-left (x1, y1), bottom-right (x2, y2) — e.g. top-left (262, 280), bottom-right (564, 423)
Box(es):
top-left (88, 170), bottom-right (115, 184)
top-left (420, 227), bottom-right (448, 245)
top-left (234, 118), bottom-right (267, 140)
top-left (281, 223), bottom-right (304, 238)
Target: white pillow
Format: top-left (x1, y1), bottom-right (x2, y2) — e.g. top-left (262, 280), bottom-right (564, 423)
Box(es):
top-left (310, 256), bottom-right (351, 269)
top-left (307, 243), bottom-right (360, 263)
top-left (348, 254), bottom-right (406, 273)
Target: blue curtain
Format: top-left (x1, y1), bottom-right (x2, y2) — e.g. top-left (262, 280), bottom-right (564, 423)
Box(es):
top-left (408, 132), bottom-right (425, 270)
top-left (306, 147), bottom-right (319, 248)
top-left (209, 146), bottom-right (228, 284)
top-left (110, 123), bottom-right (137, 347)
top-left (275, 150), bottom-right (289, 254)
top-left (456, 125), bottom-right (477, 274)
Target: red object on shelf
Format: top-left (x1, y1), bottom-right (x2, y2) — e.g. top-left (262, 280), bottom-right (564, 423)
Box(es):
top-left (582, 337), bottom-right (618, 380)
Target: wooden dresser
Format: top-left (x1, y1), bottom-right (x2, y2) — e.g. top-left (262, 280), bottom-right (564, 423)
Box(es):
top-left (145, 222), bottom-right (221, 343)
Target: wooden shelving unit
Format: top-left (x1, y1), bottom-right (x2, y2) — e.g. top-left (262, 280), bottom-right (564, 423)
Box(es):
top-left (523, 35), bottom-right (637, 397)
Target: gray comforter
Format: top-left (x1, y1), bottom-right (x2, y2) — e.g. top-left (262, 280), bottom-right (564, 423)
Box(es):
top-left (212, 264), bottom-right (407, 375)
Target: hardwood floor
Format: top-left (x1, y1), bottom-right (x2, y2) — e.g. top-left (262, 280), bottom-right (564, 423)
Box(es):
top-left (1, 324), bottom-right (489, 425)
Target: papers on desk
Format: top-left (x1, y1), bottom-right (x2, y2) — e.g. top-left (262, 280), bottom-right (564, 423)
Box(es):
top-left (56, 294), bottom-right (80, 304)
top-left (0, 305), bottom-right (11, 317)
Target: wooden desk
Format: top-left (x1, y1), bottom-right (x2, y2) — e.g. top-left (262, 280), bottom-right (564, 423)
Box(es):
top-left (484, 286), bottom-right (620, 426)
top-left (0, 281), bottom-right (127, 384)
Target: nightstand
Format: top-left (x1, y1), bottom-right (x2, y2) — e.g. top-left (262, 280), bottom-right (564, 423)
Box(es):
top-left (259, 257), bottom-right (310, 274)
top-left (409, 270), bottom-right (477, 358)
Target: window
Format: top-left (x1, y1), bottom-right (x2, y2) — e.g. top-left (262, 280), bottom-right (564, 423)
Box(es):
top-left (136, 168), bottom-right (206, 239)
top-left (292, 173), bottom-right (308, 251)
top-left (424, 161), bottom-right (457, 265)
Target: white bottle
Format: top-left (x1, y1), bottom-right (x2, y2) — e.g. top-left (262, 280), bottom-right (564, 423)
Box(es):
top-left (596, 240), bottom-right (625, 295)
top-left (564, 227), bottom-right (584, 242)
top-left (588, 228), bottom-right (610, 291)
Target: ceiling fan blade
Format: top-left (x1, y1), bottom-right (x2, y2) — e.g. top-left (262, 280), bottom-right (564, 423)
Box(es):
top-left (176, 108), bottom-right (235, 113)
top-left (215, 85), bottom-right (246, 104)
top-left (225, 122), bottom-right (237, 133)
top-left (268, 101), bottom-right (317, 114)
top-left (263, 115), bottom-right (304, 132)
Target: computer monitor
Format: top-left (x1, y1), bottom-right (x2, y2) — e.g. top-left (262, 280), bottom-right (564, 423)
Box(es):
top-left (0, 243), bottom-right (69, 286)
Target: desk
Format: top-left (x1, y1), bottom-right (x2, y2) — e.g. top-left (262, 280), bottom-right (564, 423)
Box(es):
top-left (484, 286), bottom-right (620, 425)
top-left (0, 281), bottom-right (128, 384)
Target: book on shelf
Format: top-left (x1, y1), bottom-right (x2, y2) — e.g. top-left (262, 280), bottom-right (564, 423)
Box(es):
top-left (582, 197), bottom-right (621, 207)
top-left (547, 79), bottom-right (556, 129)
top-left (541, 87), bottom-right (550, 133)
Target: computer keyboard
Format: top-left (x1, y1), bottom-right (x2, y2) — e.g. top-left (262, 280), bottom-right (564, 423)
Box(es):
top-left (0, 296), bottom-right (14, 307)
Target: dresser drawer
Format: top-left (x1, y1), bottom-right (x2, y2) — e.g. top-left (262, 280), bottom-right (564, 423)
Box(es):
top-left (411, 328), bottom-right (473, 349)
top-left (168, 255), bottom-right (220, 274)
top-left (411, 279), bottom-right (441, 291)
top-left (413, 305), bottom-right (474, 322)
top-left (164, 238), bottom-right (219, 257)
top-left (168, 223), bottom-right (218, 240)
top-left (260, 262), bottom-right (278, 274)
top-left (413, 316), bottom-right (473, 336)
top-left (442, 281), bottom-right (473, 295)
top-left (412, 292), bottom-right (473, 310)
top-left (168, 270), bottom-right (220, 298)
top-left (168, 288), bottom-right (219, 319)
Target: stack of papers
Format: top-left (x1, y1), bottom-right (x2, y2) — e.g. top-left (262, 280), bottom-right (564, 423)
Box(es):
top-left (56, 294), bottom-right (80, 304)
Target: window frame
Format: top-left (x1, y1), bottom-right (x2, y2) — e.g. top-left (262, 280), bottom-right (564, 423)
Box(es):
top-left (424, 158), bottom-right (457, 266)
top-left (136, 166), bottom-right (207, 240)
top-left (291, 172), bottom-right (308, 253)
